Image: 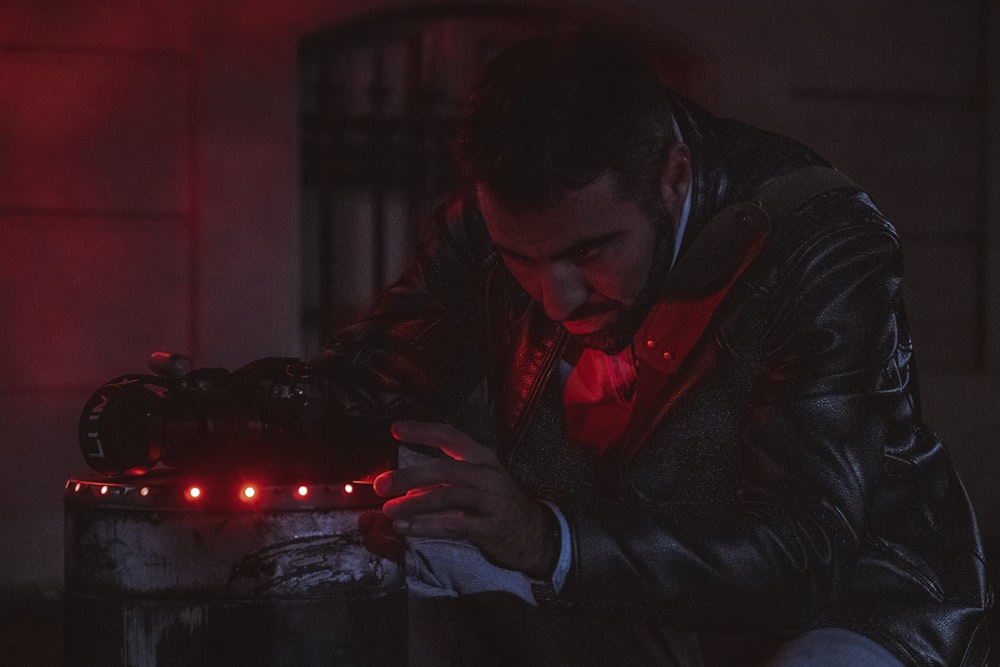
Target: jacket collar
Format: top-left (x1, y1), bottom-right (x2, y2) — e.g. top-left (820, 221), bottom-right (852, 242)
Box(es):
top-left (637, 201), bottom-right (770, 376)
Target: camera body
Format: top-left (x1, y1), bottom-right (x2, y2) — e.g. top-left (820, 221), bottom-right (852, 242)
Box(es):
top-left (78, 357), bottom-right (397, 483)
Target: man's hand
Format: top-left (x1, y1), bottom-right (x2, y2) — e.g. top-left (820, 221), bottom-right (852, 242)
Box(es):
top-left (373, 420), bottom-right (557, 579)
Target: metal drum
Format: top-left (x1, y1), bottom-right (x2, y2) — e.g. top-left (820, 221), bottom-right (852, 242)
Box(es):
top-left (64, 470), bottom-right (406, 666)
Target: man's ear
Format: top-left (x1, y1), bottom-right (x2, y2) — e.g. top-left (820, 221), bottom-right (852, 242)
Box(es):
top-left (660, 143), bottom-right (691, 220)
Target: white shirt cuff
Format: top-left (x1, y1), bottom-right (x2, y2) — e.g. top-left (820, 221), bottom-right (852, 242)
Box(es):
top-left (539, 500), bottom-right (571, 593)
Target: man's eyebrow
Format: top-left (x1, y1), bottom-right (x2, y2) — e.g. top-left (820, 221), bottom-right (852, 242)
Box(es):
top-left (492, 242), bottom-right (532, 262)
top-left (493, 231), bottom-right (625, 263)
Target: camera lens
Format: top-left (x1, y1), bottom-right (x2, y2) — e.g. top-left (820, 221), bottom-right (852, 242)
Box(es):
top-left (78, 360), bottom-right (399, 481)
top-left (79, 376), bottom-right (168, 476)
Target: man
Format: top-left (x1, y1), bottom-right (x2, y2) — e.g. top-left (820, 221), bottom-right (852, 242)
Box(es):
top-left (319, 31), bottom-right (990, 665)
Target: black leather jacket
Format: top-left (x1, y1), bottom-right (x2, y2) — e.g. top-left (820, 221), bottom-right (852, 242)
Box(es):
top-left (321, 95), bottom-right (991, 666)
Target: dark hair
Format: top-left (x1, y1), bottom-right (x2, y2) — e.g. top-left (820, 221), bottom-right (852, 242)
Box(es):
top-left (453, 30), bottom-right (678, 213)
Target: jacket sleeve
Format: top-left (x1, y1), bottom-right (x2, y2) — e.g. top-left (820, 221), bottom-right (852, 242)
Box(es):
top-left (316, 194), bottom-right (493, 420)
top-left (551, 215), bottom-right (921, 634)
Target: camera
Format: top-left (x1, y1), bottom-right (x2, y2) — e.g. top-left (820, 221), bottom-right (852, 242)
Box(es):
top-left (78, 356), bottom-right (397, 483)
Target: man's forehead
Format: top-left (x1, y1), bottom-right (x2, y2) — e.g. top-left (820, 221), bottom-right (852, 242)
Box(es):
top-left (477, 175), bottom-right (650, 262)
top-left (478, 175), bottom-right (629, 229)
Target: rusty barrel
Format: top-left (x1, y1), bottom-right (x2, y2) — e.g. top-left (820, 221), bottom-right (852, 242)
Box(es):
top-left (64, 470), bottom-right (406, 666)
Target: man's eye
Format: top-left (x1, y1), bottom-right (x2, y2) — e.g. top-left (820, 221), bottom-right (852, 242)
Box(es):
top-left (574, 244), bottom-right (605, 262)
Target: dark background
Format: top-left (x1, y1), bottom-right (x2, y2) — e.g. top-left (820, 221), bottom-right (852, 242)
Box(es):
top-left (0, 1), bottom-right (996, 663)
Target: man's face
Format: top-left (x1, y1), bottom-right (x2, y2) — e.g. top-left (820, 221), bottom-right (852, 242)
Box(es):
top-left (480, 173), bottom-right (669, 353)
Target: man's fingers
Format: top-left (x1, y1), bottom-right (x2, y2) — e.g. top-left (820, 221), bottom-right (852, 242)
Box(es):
top-left (382, 483), bottom-right (478, 520)
top-left (392, 511), bottom-right (489, 541)
top-left (373, 420), bottom-right (543, 569)
top-left (374, 458), bottom-right (485, 497)
top-left (392, 420), bottom-right (495, 464)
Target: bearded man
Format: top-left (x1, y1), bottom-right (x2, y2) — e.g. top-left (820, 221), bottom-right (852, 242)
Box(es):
top-left (319, 30), bottom-right (991, 666)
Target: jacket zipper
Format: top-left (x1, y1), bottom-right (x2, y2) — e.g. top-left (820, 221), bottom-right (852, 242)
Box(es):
top-left (505, 328), bottom-right (569, 465)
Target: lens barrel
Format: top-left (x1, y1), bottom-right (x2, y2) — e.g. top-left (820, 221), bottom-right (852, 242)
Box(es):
top-left (78, 360), bottom-right (398, 481)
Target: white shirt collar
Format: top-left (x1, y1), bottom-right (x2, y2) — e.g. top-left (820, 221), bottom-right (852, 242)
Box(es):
top-left (671, 182), bottom-right (693, 267)
top-left (669, 118), bottom-right (692, 267)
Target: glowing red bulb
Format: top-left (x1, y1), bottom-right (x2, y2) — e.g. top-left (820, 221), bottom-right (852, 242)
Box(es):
top-left (296, 485), bottom-right (309, 498)
top-left (241, 485), bottom-right (257, 500)
top-left (186, 486), bottom-right (202, 500)
top-left (100, 485), bottom-right (109, 495)
top-left (343, 483), bottom-right (354, 494)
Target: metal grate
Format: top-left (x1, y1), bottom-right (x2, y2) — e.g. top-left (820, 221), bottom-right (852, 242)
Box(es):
top-left (298, 14), bottom-right (552, 354)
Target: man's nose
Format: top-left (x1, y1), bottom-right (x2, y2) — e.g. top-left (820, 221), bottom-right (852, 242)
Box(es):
top-left (539, 264), bottom-right (586, 322)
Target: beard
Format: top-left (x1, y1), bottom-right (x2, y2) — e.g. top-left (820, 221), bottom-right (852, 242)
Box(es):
top-left (573, 201), bottom-right (676, 354)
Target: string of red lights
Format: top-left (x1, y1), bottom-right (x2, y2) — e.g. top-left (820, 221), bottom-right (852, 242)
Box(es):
top-left (64, 478), bottom-right (366, 509)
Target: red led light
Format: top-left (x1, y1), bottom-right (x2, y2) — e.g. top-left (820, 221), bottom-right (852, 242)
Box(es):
top-left (343, 483), bottom-right (354, 494)
top-left (100, 485), bottom-right (109, 495)
top-left (186, 486), bottom-right (202, 500)
top-left (241, 485), bottom-right (257, 500)
top-left (296, 485), bottom-right (309, 498)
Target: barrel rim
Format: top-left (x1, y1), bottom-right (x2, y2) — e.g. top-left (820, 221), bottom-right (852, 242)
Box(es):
top-left (64, 470), bottom-right (382, 511)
